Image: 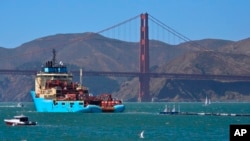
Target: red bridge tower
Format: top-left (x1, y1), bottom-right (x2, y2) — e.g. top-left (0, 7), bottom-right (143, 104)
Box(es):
top-left (138, 13), bottom-right (151, 102)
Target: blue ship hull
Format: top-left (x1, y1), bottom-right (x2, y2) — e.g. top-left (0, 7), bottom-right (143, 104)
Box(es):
top-left (30, 91), bottom-right (125, 113)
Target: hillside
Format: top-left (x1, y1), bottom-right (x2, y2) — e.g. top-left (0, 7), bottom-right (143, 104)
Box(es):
top-left (0, 33), bottom-right (184, 101)
top-left (219, 38), bottom-right (250, 55)
top-left (1, 33), bottom-right (250, 102)
top-left (114, 48), bottom-right (250, 102)
top-left (0, 33), bottom-right (183, 71)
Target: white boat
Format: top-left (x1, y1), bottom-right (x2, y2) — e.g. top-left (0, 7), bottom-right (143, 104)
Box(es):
top-left (139, 130), bottom-right (144, 138)
top-left (204, 96), bottom-right (211, 106)
top-left (204, 96), bottom-right (208, 106)
top-left (197, 112), bottom-right (205, 115)
top-left (220, 113), bottom-right (228, 116)
top-left (159, 104), bottom-right (179, 115)
top-left (16, 102), bottom-right (24, 107)
top-left (4, 115), bottom-right (37, 126)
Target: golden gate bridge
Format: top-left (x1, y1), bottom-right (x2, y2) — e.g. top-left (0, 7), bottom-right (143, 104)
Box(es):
top-left (1, 13), bottom-right (250, 102)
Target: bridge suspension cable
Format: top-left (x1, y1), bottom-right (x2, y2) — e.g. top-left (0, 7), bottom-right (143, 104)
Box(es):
top-left (0, 13), bottom-right (206, 62)
top-left (148, 14), bottom-right (208, 51)
top-left (0, 14), bottom-right (141, 62)
top-left (1, 12), bottom-right (211, 72)
top-left (149, 14), bottom-right (192, 43)
top-left (96, 14), bottom-right (140, 34)
top-left (97, 14), bottom-right (140, 42)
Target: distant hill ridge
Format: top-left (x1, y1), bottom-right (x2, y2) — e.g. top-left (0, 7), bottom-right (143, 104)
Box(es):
top-left (1, 33), bottom-right (250, 102)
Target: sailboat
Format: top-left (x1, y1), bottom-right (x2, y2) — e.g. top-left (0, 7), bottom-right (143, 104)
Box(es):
top-left (139, 130), bottom-right (144, 138)
top-left (204, 96), bottom-right (208, 106)
top-left (204, 95), bottom-right (211, 106)
top-left (159, 104), bottom-right (179, 115)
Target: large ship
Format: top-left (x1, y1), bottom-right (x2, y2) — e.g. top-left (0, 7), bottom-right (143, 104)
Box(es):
top-left (30, 49), bottom-right (125, 113)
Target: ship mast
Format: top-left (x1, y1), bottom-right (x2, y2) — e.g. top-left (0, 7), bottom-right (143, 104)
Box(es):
top-left (52, 49), bottom-right (56, 66)
top-left (80, 68), bottom-right (83, 86)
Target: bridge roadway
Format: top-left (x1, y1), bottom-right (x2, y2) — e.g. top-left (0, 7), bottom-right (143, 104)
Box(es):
top-left (1, 69), bottom-right (250, 81)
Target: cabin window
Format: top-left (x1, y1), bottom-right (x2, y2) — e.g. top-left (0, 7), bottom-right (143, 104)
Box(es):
top-left (20, 117), bottom-right (28, 122)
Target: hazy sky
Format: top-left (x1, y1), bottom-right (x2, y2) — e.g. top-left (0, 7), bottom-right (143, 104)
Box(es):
top-left (0, 0), bottom-right (249, 48)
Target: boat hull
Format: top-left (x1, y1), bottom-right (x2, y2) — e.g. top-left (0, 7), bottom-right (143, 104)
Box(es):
top-left (159, 111), bottom-right (179, 115)
top-left (30, 91), bottom-right (125, 113)
top-left (4, 120), bottom-right (37, 126)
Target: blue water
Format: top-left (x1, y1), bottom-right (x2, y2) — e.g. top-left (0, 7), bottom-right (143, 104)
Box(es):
top-left (1, 102), bottom-right (250, 141)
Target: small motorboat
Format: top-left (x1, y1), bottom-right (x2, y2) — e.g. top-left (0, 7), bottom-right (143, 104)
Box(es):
top-left (4, 115), bottom-right (37, 126)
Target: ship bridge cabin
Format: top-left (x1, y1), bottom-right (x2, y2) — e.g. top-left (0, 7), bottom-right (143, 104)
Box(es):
top-left (35, 61), bottom-right (77, 99)
top-left (35, 61), bottom-right (89, 100)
